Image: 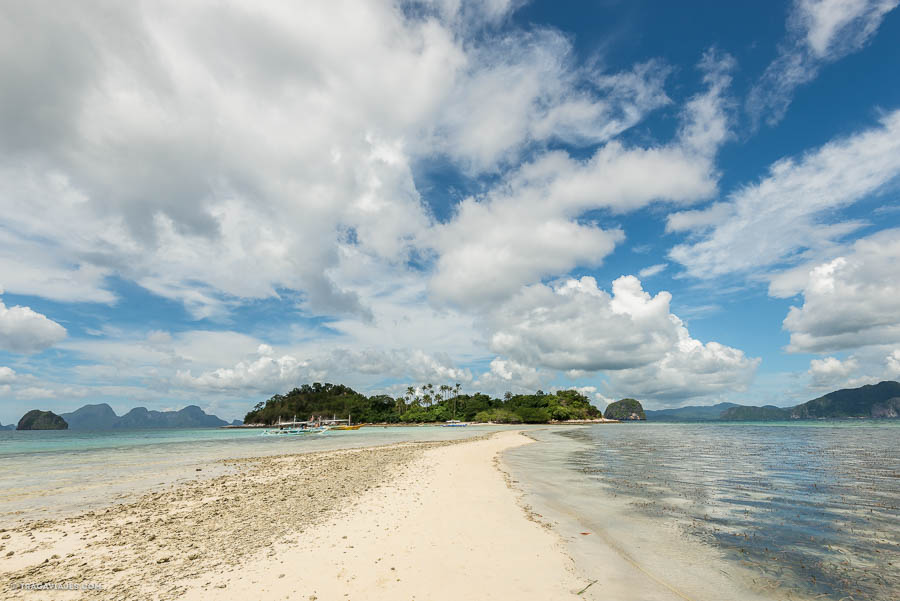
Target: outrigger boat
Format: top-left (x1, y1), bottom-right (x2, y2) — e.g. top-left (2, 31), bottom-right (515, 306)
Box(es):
top-left (263, 416), bottom-right (328, 436)
top-left (322, 414), bottom-right (364, 431)
top-left (441, 419), bottom-right (468, 427)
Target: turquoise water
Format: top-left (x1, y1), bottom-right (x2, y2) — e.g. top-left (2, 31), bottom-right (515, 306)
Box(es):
top-left (0, 425), bottom-right (509, 523)
top-left (505, 421), bottom-right (900, 601)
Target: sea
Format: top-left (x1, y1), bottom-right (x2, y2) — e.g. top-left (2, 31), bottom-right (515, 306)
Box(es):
top-left (2, 422), bottom-right (898, 600)
top-left (504, 421), bottom-right (900, 601)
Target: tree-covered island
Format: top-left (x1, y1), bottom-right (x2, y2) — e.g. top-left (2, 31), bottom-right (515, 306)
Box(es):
top-left (243, 382), bottom-right (607, 425)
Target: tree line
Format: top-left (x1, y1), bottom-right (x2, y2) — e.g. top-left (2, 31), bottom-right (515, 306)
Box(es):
top-left (243, 382), bottom-right (603, 425)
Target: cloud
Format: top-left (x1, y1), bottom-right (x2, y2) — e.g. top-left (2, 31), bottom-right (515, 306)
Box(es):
top-left (15, 386), bottom-right (58, 401)
top-left (802, 346), bottom-right (900, 392)
top-left (429, 206), bottom-right (624, 308)
top-left (747, 0), bottom-right (898, 126)
top-left (176, 345), bottom-right (473, 395)
top-left (473, 357), bottom-right (546, 394)
top-left (604, 323), bottom-right (760, 403)
top-left (176, 353), bottom-right (311, 394)
top-left (638, 263), bottom-right (667, 278)
top-left (887, 349), bottom-right (900, 376)
top-left (807, 355), bottom-right (860, 388)
top-left (428, 36), bottom-right (673, 173)
top-left (0, 366), bottom-right (15, 383)
top-left (0, 296), bottom-right (66, 353)
top-left (0, 1), bottom-right (693, 322)
top-left (487, 276), bottom-right (677, 371)
top-left (430, 50), bottom-right (735, 307)
top-left (781, 229), bottom-right (900, 353)
top-left (669, 110), bottom-right (900, 279)
top-left (0, 4), bottom-right (764, 414)
top-left (484, 275), bottom-right (758, 402)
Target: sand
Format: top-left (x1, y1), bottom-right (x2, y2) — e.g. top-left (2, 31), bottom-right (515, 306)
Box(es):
top-left (1, 431), bottom-right (588, 600)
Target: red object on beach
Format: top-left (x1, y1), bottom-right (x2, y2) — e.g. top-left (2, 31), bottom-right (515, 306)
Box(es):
top-left (580, 532), bottom-right (591, 535)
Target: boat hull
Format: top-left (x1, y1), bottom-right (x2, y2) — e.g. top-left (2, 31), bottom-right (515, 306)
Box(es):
top-left (263, 427), bottom-right (327, 436)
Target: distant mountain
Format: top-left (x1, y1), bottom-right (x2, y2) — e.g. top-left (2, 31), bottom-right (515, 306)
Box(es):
top-left (60, 403), bottom-right (120, 429)
top-left (230, 419), bottom-right (243, 426)
top-left (604, 398), bottom-right (646, 420)
top-left (17, 410), bottom-right (68, 430)
top-left (721, 405), bottom-right (790, 421)
top-left (790, 381), bottom-right (900, 419)
top-left (645, 402), bottom-right (740, 421)
top-left (60, 403), bottom-right (228, 429)
top-left (0, 422), bottom-right (15, 430)
top-left (719, 381), bottom-right (900, 421)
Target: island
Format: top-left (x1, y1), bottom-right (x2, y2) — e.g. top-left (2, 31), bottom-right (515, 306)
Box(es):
top-left (243, 382), bottom-right (604, 425)
top-left (720, 405), bottom-right (791, 420)
top-left (644, 402), bottom-right (740, 421)
top-left (59, 403), bottom-right (230, 429)
top-left (717, 381), bottom-right (900, 421)
top-left (16, 410), bottom-right (68, 430)
top-left (603, 398), bottom-right (646, 420)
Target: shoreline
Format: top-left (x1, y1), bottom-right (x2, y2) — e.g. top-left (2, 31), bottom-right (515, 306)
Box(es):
top-left (222, 418), bottom-right (621, 429)
top-left (0, 431), bottom-right (587, 600)
top-left (0, 439), bottom-right (466, 599)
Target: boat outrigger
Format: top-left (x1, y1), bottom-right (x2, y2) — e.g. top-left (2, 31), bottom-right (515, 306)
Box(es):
top-left (322, 414), bottom-right (363, 430)
top-left (263, 414), bottom-right (364, 435)
top-left (263, 415), bottom-right (328, 436)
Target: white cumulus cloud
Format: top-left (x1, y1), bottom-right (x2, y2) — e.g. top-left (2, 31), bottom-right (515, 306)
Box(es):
top-left (0, 296), bottom-right (66, 354)
top-left (484, 275), bottom-right (759, 403)
top-left (807, 356), bottom-right (860, 389)
top-left (781, 229), bottom-right (900, 353)
top-left (473, 357), bottom-right (546, 394)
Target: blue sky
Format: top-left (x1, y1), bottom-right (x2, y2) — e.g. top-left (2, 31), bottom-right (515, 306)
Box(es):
top-left (1, 0), bottom-right (899, 423)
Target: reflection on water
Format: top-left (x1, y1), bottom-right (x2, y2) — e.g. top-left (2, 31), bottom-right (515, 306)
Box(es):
top-left (555, 423), bottom-right (900, 601)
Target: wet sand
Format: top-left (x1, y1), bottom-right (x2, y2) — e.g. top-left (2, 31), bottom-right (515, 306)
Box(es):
top-left (1, 431), bottom-right (590, 600)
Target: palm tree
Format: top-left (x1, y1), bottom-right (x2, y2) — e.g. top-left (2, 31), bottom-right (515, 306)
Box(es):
top-left (453, 383), bottom-right (461, 420)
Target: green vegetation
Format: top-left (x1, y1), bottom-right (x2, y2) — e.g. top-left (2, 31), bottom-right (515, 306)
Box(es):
top-left (791, 381), bottom-right (900, 418)
top-left (16, 410), bottom-right (68, 430)
top-left (603, 398), bottom-right (646, 420)
top-left (243, 383), bottom-right (601, 425)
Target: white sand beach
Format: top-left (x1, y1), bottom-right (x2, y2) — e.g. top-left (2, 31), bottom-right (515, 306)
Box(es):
top-left (179, 429), bottom-right (585, 600)
top-left (1, 431), bottom-right (595, 600)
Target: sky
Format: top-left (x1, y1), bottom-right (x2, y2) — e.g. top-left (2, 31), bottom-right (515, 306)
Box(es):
top-left (1, 0), bottom-right (899, 423)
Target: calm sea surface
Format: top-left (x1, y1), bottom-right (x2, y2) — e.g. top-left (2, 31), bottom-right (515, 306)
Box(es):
top-left (505, 422), bottom-right (900, 601)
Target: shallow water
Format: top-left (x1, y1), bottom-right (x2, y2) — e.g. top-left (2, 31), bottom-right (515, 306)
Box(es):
top-left (0, 425), bottom-right (512, 523)
top-left (505, 422), bottom-right (900, 601)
